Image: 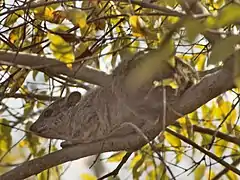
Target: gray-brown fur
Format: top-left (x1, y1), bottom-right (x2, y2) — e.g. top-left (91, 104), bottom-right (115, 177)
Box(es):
top-left (30, 53), bottom-right (198, 148)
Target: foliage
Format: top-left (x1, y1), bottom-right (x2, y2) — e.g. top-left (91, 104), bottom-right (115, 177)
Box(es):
top-left (0, 0), bottom-right (240, 180)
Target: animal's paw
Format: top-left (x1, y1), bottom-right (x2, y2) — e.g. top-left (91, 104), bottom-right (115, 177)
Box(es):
top-left (60, 141), bottom-right (74, 148)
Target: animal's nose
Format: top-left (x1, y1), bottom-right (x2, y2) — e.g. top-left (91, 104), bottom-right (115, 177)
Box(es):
top-left (29, 123), bottom-right (44, 133)
top-left (29, 123), bottom-right (37, 132)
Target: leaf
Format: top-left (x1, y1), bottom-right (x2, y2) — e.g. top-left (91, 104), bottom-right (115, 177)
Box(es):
top-left (226, 170), bottom-right (238, 180)
top-left (48, 33), bottom-right (75, 67)
top-left (80, 173), bottom-right (97, 180)
top-left (75, 42), bottom-right (89, 58)
top-left (234, 53), bottom-right (240, 88)
top-left (184, 18), bottom-right (206, 42)
top-left (25, 122), bottom-right (40, 156)
top-left (107, 152), bottom-right (127, 162)
top-left (124, 38), bottom-right (175, 93)
top-left (208, 35), bottom-right (240, 65)
top-left (132, 154), bottom-right (145, 179)
top-left (50, 43), bottom-right (72, 53)
top-left (4, 10), bottom-right (24, 27)
top-left (0, 119), bottom-right (12, 152)
top-left (48, 33), bottom-right (69, 47)
top-left (194, 164), bottom-right (206, 180)
top-left (129, 15), bottom-right (157, 39)
top-left (53, 51), bottom-right (75, 65)
top-left (32, 70), bottom-right (39, 81)
top-left (214, 139), bottom-right (228, 157)
top-left (176, 150), bottom-right (183, 164)
top-left (8, 69), bottom-right (29, 95)
top-left (65, 9), bottom-right (87, 28)
top-left (195, 54), bottom-right (206, 71)
top-left (129, 15), bottom-right (145, 37)
top-left (215, 4), bottom-right (240, 28)
top-left (146, 163), bottom-right (169, 180)
top-left (23, 101), bottom-right (35, 117)
top-left (218, 100), bottom-right (237, 124)
top-left (51, 10), bottom-right (66, 24)
top-left (164, 131), bottom-right (181, 148)
top-left (9, 26), bottom-right (24, 44)
top-left (201, 134), bottom-right (212, 147)
top-left (164, 0), bottom-right (176, 7)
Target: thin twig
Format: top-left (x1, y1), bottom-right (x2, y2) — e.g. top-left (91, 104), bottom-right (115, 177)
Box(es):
top-left (98, 152), bottom-right (132, 180)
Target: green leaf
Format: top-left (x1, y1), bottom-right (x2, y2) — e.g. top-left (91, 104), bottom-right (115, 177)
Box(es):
top-left (65, 9), bottom-right (87, 28)
top-left (216, 4), bottom-right (240, 28)
top-left (32, 70), bottom-right (39, 81)
top-left (176, 150), bottom-right (183, 164)
top-left (124, 38), bottom-right (175, 93)
top-left (132, 154), bottom-right (145, 179)
top-left (234, 53), bottom-right (240, 88)
top-left (194, 164), bottom-right (206, 180)
top-left (4, 10), bottom-right (24, 27)
top-left (201, 134), bottom-right (212, 147)
top-left (0, 119), bottom-right (12, 152)
top-left (214, 139), bottom-right (228, 157)
top-left (208, 35), bottom-right (240, 65)
top-left (23, 101), bottom-right (35, 117)
top-left (185, 18), bottom-right (206, 42)
top-left (25, 122), bottom-right (40, 156)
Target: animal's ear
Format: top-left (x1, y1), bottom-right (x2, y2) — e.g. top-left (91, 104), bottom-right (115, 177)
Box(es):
top-left (65, 91), bottom-right (81, 106)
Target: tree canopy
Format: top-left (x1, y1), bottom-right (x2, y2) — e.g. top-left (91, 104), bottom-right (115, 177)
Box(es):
top-left (0, 0), bottom-right (240, 180)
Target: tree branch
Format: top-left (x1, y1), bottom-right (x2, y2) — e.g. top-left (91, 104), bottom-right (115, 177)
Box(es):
top-left (98, 152), bottom-right (132, 180)
top-left (173, 122), bottom-right (240, 146)
top-left (0, 51), bottom-right (111, 86)
top-left (0, 93), bottom-right (60, 101)
top-left (166, 128), bottom-right (240, 176)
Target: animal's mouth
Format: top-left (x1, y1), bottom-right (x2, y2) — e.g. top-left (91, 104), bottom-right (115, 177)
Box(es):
top-left (29, 125), bottom-right (49, 137)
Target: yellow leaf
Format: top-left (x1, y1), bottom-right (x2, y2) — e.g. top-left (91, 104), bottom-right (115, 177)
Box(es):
top-left (129, 15), bottom-right (145, 37)
top-left (195, 54), bottom-right (206, 71)
top-left (130, 154), bottom-right (142, 169)
top-left (214, 139), bottom-right (228, 157)
top-left (107, 152), bottom-right (127, 162)
top-left (226, 170), bottom-right (238, 180)
top-left (164, 131), bottom-right (181, 148)
top-left (65, 9), bottom-right (87, 28)
top-left (194, 164), bottom-right (206, 180)
top-left (218, 101), bottom-right (237, 124)
top-left (19, 140), bottom-right (28, 147)
top-left (80, 173), bottom-right (97, 180)
top-left (66, 64), bottom-right (72, 69)
top-left (50, 43), bottom-right (72, 53)
top-left (48, 33), bottom-right (69, 47)
top-left (206, 170), bottom-right (215, 179)
top-left (75, 42), bottom-right (89, 57)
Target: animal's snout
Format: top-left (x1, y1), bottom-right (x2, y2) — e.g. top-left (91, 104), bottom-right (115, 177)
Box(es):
top-left (29, 123), bottom-right (46, 134)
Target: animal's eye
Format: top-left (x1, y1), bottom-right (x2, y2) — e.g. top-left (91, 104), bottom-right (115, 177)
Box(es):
top-left (43, 109), bottom-right (53, 117)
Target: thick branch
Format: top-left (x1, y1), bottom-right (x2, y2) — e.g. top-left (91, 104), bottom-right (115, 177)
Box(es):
top-left (0, 57), bottom-right (235, 180)
top-left (0, 51), bottom-right (111, 86)
top-left (174, 123), bottom-right (240, 146)
top-left (0, 93), bottom-right (60, 101)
